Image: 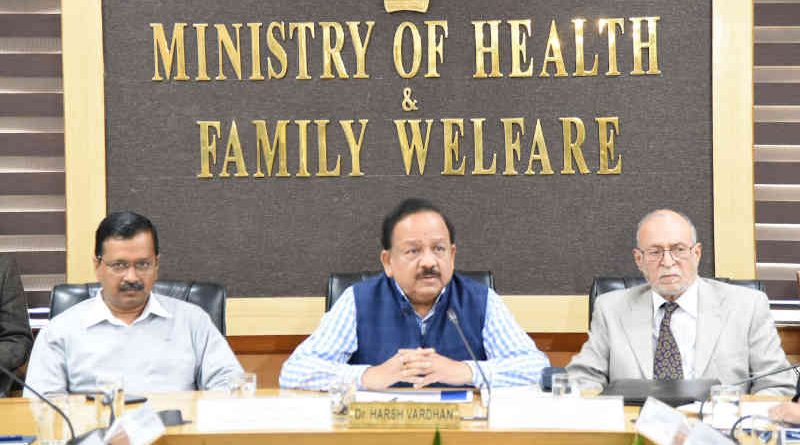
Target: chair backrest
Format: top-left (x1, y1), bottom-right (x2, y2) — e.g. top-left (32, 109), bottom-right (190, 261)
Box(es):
top-left (49, 280), bottom-right (228, 334)
top-left (588, 276), bottom-right (766, 323)
top-left (326, 270), bottom-right (495, 311)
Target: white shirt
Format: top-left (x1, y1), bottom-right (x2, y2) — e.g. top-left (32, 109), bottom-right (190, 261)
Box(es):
top-left (651, 280), bottom-right (699, 378)
top-left (24, 291), bottom-right (243, 396)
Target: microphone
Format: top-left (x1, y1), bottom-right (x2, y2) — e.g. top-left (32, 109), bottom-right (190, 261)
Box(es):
top-left (731, 361), bottom-right (800, 387)
top-left (446, 308), bottom-right (491, 421)
top-left (0, 364), bottom-right (105, 444)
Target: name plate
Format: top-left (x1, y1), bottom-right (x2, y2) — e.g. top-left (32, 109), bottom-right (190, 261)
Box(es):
top-left (348, 402), bottom-right (461, 428)
top-left (489, 387), bottom-right (626, 431)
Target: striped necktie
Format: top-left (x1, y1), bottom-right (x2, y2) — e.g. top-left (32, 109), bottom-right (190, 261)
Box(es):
top-left (653, 302), bottom-right (684, 380)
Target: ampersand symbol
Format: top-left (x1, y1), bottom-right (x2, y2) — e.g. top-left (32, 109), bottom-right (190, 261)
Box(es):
top-left (401, 87), bottom-right (418, 112)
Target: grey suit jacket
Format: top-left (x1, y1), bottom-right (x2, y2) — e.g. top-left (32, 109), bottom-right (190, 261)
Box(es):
top-left (566, 278), bottom-right (795, 395)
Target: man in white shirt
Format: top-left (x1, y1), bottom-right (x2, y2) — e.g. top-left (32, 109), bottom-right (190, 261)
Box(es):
top-left (25, 211), bottom-right (242, 395)
top-left (567, 209), bottom-right (794, 395)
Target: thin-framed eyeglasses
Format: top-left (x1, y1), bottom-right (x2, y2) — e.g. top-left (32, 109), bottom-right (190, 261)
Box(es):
top-left (97, 257), bottom-right (157, 275)
top-left (636, 244), bottom-right (697, 263)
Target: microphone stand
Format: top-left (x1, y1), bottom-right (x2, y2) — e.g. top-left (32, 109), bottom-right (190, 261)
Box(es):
top-left (447, 308), bottom-right (491, 421)
top-left (0, 364), bottom-right (107, 444)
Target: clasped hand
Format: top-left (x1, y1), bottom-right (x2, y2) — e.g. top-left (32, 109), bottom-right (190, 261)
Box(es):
top-left (361, 348), bottom-right (473, 390)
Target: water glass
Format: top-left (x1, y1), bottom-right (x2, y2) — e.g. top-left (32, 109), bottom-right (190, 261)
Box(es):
top-left (328, 376), bottom-right (357, 415)
top-left (228, 372), bottom-right (257, 397)
top-left (710, 384), bottom-right (741, 430)
top-left (95, 374), bottom-right (125, 426)
top-left (551, 373), bottom-right (577, 397)
top-left (33, 392), bottom-right (70, 445)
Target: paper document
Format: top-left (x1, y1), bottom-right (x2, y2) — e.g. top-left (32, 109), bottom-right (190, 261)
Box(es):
top-left (355, 390), bottom-right (473, 403)
top-left (490, 387), bottom-right (625, 431)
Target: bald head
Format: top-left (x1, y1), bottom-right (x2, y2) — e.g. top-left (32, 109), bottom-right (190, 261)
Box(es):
top-left (636, 209), bottom-right (698, 248)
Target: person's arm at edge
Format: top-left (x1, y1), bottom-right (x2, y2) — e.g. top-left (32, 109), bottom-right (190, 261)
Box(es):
top-left (196, 310), bottom-right (244, 391)
top-left (466, 289), bottom-right (551, 387)
top-left (564, 295), bottom-right (611, 389)
top-left (0, 256), bottom-right (33, 373)
top-left (749, 291), bottom-right (795, 396)
top-left (279, 287), bottom-right (368, 390)
top-left (23, 325), bottom-right (68, 397)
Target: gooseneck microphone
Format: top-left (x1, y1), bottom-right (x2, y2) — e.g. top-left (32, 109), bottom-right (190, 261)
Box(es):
top-left (0, 364), bottom-right (76, 441)
top-left (0, 364), bottom-right (106, 444)
top-left (446, 308), bottom-right (492, 421)
top-left (731, 361), bottom-right (800, 388)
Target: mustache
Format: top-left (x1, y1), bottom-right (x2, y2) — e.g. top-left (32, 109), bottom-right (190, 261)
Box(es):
top-left (416, 268), bottom-right (440, 279)
top-left (119, 281), bottom-right (145, 291)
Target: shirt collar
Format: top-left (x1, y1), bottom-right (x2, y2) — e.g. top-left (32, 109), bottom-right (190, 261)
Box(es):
top-left (82, 289), bottom-right (172, 328)
top-left (392, 278), bottom-right (448, 321)
top-left (651, 279), bottom-right (699, 319)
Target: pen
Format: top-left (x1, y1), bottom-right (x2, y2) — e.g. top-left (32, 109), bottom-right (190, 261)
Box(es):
top-left (0, 436), bottom-right (24, 442)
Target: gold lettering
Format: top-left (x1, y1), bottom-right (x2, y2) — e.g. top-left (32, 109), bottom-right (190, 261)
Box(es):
top-left (296, 119), bottom-right (312, 177)
top-left (220, 121), bottom-right (249, 177)
top-left (540, 20), bottom-right (567, 77)
top-left (424, 20), bottom-right (448, 78)
top-left (596, 116), bottom-right (622, 174)
top-left (289, 22), bottom-right (315, 80)
top-left (501, 117), bottom-right (524, 175)
top-left (347, 21), bottom-right (375, 79)
top-left (267, 22), bottom-right (288, 79)
top-left (471, 118), bottom-right (496, 175)
top-left (394, 119), bottom-right (433, 175)
top-left (252, 120), bottom-right (290, 177)
top-left (151, 23), bottom-right (189, 81)
top-left (248, 23), bottom-right (264, 80)
top-left (630, 17), bottom-right (661, 75)
top-left (393, 22), bottom-right (422, 78)
top-left (572, 19), bottom-right (598, 77)
top-left (599, 18), bottom-right (624, 76)
top-left (526, 119), bottom-right (554, 175)
top-left (215, 24), bottom-right (243, 81)
top-left (441, 118), bottom-right (466, 175)
top-left (197, 121), bottom-right (220, 178)
top-left (193, 24), bottom-right (210, 81)
top-left (315, 120), bottom-right (341, 176)
top-left (320, 22), bottom-right (348, 79)
top-left (560, 117), bottom-right (590, 174)
top-left (340, 119), bottom-right (369, 176)
top-left (509, 19), bottom-right (533, 78)
top-left (472, 20), bottom-right (502, 78)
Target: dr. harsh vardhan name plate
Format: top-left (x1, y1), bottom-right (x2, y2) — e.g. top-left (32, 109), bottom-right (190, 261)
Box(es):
top-left (348, 402), bottom-right (461, 428)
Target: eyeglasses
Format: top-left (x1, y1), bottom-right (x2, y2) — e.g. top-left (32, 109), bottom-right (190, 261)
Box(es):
top-left (637, 244), bottom-right (696, 263)
top-left (98, 258), bottom-right (157, 275)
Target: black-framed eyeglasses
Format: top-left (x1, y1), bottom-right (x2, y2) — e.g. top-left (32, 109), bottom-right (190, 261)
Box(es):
top-left (636, 244), bottom-right (697, 263)
top-left (97, 257), bottom-right (157, 275)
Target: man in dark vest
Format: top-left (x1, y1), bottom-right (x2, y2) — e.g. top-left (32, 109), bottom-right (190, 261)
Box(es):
top-left (280, 198), bottom-right (549, 390)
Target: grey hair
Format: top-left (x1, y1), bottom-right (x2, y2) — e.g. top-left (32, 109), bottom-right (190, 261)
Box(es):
top-left (635, 209), bottom-right (698, 247)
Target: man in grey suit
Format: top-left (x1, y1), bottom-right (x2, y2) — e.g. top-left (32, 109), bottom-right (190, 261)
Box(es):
top-left (567, 209), bottom-right (794, 395)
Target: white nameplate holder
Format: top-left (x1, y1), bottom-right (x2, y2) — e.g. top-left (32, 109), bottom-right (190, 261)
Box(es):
top-left (104, 404), bottom-right (165, 445)
top-left (488, 387), bottom-right (625, 431)
top-left (196, 397), bottom-right (332, 432)
top-left (635, 397), bottom-right (691, 445)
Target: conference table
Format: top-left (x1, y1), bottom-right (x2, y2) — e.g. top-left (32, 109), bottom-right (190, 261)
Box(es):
top-left (0, 389), bottom-right (651, 445)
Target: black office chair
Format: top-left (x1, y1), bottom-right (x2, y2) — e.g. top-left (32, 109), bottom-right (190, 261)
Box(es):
top-left (49, 281), bottom-right (228, 334)
top-left (588, 276), bottom-right (766, 323)
top-left (326, 270), bottom-right (495, 311)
